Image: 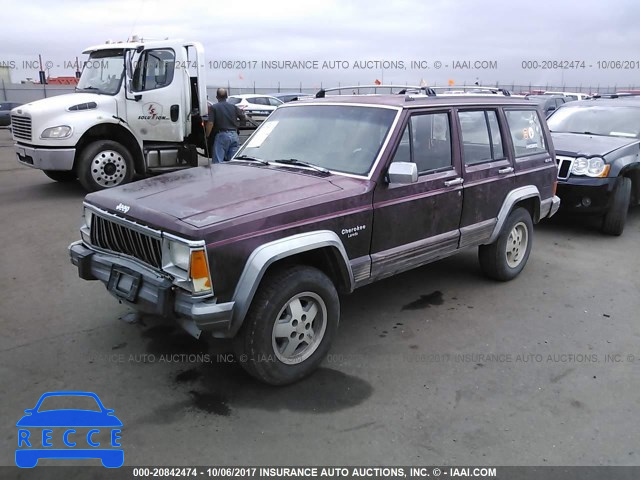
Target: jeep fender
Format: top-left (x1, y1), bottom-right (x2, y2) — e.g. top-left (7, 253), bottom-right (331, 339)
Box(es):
top-left (227, 230), bottom-right (354, 337)
top-left (486, 186), bottom-right (541, 244)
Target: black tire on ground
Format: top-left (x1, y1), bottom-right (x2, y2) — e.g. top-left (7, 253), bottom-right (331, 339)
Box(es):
top-left (233, 265), bottom-right (340, 385)
top-left (479, 207), bottom-right (534, 282)
top-left (77, 140), bottom-right (134, 192)
top-left (601, 177), bottom-right (632, 236)
top-left (43, 170), bottom-right (76, 182)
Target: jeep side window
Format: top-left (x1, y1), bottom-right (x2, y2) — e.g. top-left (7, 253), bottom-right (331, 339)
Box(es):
top-left (391, 112), bottom-right (452, 174)
top-left (458, 110), bottom-right (504, 165)
top-left (132, 49), bottom-right (175, 92)
top-left (505, 109), bottom-right (547, 157)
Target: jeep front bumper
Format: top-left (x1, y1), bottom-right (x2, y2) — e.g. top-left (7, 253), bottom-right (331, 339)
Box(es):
top-left (15, 144), bottom-right (76, 171)
top-left (68, 241), bottom-right (234, 338)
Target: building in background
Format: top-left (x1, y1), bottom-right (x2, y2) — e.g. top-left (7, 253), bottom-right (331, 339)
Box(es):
top-left (0, 66), bottom-right (11, 84)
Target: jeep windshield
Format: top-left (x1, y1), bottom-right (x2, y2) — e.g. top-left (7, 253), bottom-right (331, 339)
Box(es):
top-left (235, 104), bottom-right (398, 175)
top-left (547, 105), bottom-right (640, 138)
top-left (76, 49), bottom-right (124, 95)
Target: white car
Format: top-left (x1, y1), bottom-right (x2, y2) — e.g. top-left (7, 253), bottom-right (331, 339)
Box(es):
top-left (543, 91), bottom-right (591, 101)
top-left (228, 94), bottom-right (283, 122)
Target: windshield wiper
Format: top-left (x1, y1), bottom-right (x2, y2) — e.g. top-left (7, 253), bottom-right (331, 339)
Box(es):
top-left (233, 155), bottom-right (270, 165)
top-left (273, 158), bottom-right (330, 173)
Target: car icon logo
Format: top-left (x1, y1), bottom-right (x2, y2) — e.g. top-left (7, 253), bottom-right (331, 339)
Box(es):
top-left (15, 391), bottom-right (123, 468)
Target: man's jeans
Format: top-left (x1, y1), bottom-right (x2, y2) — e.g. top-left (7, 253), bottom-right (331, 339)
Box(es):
top-left (213, 130), bottom-right (239, 163)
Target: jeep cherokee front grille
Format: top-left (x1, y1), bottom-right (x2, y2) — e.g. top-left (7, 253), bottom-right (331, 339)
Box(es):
top-left (11, 115), bottom-right (32, 141)
top-left (90, 215), bottom-right (162, 269)
top-left (556, 155), bottom-right (573, 180)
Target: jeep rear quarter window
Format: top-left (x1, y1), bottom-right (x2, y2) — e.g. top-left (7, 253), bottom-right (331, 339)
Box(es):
top-left (505, 109), bottom-right (547, 157)
top-left (391, 112), bottom-right (453, 173)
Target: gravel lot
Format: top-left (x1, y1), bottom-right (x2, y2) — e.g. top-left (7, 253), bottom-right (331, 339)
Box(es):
top-left (1, 127), bottom-right (639, 468)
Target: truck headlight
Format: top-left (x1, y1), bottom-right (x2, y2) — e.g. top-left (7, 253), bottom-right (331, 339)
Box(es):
top-left (571, 156), bottom-right (609, 177)
top-left (41, 125), bottom-right (72, 139)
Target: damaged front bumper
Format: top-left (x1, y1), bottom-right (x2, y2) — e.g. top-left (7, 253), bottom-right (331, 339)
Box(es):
top-left (68, 241), bottom-right (235, 338)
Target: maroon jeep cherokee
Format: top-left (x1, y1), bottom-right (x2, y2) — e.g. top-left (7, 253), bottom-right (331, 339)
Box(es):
top-left (69, 94), bottom-right (560, 385)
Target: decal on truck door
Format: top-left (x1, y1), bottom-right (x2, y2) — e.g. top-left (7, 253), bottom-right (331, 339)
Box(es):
top-left (138, 102), bottom-right (168, 125)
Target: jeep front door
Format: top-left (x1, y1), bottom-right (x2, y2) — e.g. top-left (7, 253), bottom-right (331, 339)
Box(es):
top-left (371, 110), bottom-right (463, 279)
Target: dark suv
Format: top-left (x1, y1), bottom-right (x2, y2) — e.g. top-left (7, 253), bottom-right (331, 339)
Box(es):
top-left (547, 98), bottom-right (640, 235)
top-left (69, 94), bottom-right (560, 385)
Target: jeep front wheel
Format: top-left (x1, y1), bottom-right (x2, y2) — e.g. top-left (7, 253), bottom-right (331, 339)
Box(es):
top-left (601, 176), bottom-right (631, 236)
top-left (234, 265), bottom-right (339, 385)
top-left (77, 140), bottom-right (134, 192)
top-left (479, 207), bottom-right (533, 281)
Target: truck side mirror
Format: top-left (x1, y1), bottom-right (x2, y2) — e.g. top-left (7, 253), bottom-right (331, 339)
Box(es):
top-left (387, 162), bottom-right (418, 184)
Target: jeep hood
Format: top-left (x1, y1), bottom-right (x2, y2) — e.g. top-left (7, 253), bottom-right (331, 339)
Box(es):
top-left (86, 164), bottom-right (342, 228)
top-left (551, 132), bottom-right (639, 157)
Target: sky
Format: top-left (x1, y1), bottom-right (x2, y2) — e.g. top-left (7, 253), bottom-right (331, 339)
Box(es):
top-left (1, 0), bottom-right (640, 91)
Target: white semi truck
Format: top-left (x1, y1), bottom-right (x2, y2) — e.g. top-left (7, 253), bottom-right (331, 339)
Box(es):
top-left (11, 38), bottom-right (211, 191)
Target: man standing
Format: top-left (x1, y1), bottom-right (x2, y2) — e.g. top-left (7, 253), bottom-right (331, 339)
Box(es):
top-left (206, 88), bottom-right (246, 163)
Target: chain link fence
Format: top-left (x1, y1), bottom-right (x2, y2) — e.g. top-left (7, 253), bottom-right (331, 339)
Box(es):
top-left (2, 79), bottom-right (638, 103)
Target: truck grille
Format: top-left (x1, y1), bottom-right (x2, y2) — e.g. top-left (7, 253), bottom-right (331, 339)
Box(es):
top-left (90, 215), bottom-right (162, 269)
top-left (556, 155), bottom-right (573, 180)
top-left (11, 115), bottom-right (32, 141)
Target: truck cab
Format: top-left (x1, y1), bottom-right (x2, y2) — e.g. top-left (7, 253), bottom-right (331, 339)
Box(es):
top-left (11, 38), bottom-right (208, 191)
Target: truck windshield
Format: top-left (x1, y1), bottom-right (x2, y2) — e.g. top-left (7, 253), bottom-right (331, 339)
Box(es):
top-left (77, 49), bottom-right (125, 95)
top-left (236, 104), bottom-right (398, 176)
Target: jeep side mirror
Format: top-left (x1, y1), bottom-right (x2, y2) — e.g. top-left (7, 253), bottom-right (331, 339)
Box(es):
top-left (387, 162), bottom-right (418, 184)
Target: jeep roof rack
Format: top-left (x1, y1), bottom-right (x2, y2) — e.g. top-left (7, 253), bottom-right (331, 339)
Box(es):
top-left (431, 86), bottom-right (512, 96)
top-left (315, 85), bottom-right (437, 98)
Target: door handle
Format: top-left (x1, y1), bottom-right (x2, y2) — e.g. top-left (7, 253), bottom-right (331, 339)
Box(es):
top-left (444, 177), bottom-right (464, 187)
top-left (498, 167), bottom-right (514, 174)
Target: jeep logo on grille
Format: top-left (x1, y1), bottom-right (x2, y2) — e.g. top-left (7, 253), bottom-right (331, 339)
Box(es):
top-left (115, 203), bottom-right (130, 214)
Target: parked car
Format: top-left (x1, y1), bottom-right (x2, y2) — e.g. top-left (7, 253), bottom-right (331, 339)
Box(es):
top-left (543, 91), bottom-right (591, 101)
top-left (526, 94), bottom-right (567, 116)
top-left (227, 94), bottom-right (283, 122)
top-left (0, 102), bottom-right (22, 126)
top-left (269, 92), bottom-right (311, 103)
top-left (69, 94), bottom-right (559, 385)
top-left (547, 98), bottom-right (640, 235)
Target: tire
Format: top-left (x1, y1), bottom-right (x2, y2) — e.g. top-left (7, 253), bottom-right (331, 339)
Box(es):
top-left (601, 177), bottom-right (631, 236)
top-left (233, 265), bottom-right (339, 385)
top-left (43, 170), bottom-right (76, 182)
top-left (77, 140), bottom-right (134, 192)
top-left (479, 207), bottom-right (533, 281)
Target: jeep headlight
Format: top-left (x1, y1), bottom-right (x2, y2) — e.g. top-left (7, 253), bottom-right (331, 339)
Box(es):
top-left (571, 156), bottom-right (609, 177)
top-left (165, 240), bottom-right (190, 272)
top-left (571, 157), bottom-right (589, 176)
top-left (162, 239), bottom-right (212, 295)
top-left (83, 208), bottom-right (93, 229)
top-left (41, 125), bottom-right (72, 139)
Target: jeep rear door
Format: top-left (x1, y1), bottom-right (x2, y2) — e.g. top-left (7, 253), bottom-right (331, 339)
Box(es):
top-left (370, 109), bottom-right (463, 280)
top-left (455, 108), bottom-right (514, 247)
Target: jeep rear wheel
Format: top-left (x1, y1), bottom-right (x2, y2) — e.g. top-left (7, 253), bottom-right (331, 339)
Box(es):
top-left (234, 265), bottom-right (339, 385)
top-left (601, 176), bottom-right (631, 236)
top-left (43, 170), bottom-right (76, 182)
top-left (77, 140), bottom-right (134, 192)
top-left (479, 207), bottom-right (533, 281)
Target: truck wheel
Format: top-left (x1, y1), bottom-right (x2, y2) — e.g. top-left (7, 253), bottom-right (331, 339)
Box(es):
top-left (43, 170), bottom-right (76, 182)
top-left (601, 177), bottom-right (631, 236)
top-left (479, 207), bottom-right (533, 281)
top-left (77, 140), bottom-right (134, 192)
top-left (234, 265), bottom-right (339, 385)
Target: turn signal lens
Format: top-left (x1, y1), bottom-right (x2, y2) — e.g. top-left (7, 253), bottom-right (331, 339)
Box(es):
top-left (189, 250), bottom-right (212, 293)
